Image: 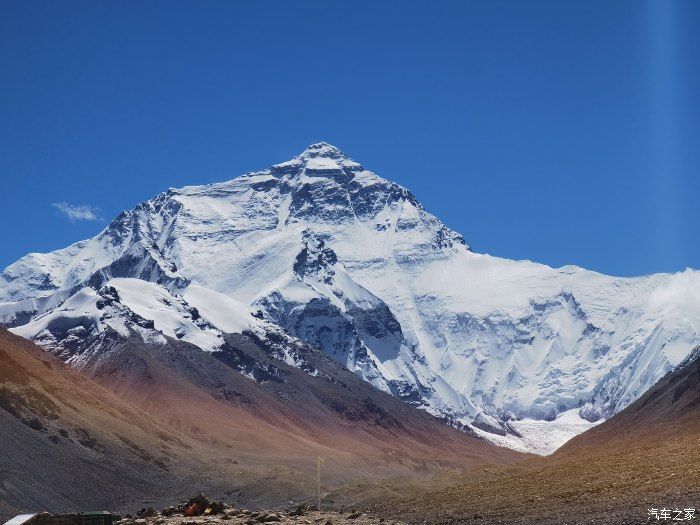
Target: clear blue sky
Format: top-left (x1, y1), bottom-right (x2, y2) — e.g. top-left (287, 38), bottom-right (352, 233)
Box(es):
top-left (1, 1), bottom-right (698, 276)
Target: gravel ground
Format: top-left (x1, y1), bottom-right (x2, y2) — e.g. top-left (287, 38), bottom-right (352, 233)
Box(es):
top-left (333, 433), bottom-right (700, 525)
top-left (117, 507), bottom-right (406, 525)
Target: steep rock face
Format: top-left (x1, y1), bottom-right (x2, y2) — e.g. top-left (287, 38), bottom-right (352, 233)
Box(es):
top-left (253, 231), bottom-right (407, 393)
top-left (2, 142), bottom-right (699, 451)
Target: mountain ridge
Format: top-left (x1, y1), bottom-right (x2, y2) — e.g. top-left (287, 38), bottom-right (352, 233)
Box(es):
top-left (2, 142), bottom-right (699, 452)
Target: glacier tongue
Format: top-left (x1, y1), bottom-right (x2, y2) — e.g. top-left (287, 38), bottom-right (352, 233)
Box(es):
top-left (2, 142), bottom-right (699, 453)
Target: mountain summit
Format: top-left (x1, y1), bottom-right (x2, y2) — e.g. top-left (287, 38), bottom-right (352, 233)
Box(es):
top-left (300, 141), bottom-right (351, 157)
top-left (2, 143), bottom-right (699, 452)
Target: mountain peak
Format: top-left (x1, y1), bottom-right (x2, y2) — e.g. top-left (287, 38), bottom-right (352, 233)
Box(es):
top-left (299, 142), bottom-right (348, 159)
top-left (270, 142), bottom-right (363, 176)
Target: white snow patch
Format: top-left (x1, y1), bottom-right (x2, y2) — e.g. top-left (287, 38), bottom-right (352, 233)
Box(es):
top-left (108, 278), bottom-right (224, 352)
top-left (474, 409), bottom-right (603, 455)
top-left (182, 284), bottom-right (256, 335)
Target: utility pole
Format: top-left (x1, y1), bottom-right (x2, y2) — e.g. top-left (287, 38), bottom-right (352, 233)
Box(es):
top-left (317, 456), bottom-right (325, 512)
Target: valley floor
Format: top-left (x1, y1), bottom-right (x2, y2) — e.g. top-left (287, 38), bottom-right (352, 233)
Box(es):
top-left (329, 433), bottom-right (700, 525)
top-left (3, 433), bottom-right (697, 525)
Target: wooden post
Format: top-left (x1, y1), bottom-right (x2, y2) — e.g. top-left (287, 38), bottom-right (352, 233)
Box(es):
top-left (317, 456), bottom-right (325, 512)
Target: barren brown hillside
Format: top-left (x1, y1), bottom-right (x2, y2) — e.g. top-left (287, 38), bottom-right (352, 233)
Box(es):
top-left (0, 328), bottom-right (524, 520)
top-left (79, 330), bottom-right (524, 479)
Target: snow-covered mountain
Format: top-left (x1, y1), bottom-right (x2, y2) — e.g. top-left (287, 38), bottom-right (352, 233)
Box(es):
top-left (2, 142), bottom-right (699, 453)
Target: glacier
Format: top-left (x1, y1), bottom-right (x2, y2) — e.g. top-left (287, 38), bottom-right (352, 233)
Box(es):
top-left (2, 142), bottom-right (699, 452)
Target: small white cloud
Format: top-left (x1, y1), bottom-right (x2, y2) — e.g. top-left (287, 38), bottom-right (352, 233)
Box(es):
top-left (52, 202), bottom-right (103, 222)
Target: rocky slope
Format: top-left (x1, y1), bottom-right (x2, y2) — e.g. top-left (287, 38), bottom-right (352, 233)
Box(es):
top-left (2, 142), bottom-right (699, 451)
top-left (0, 328), bottom-right (195, 518)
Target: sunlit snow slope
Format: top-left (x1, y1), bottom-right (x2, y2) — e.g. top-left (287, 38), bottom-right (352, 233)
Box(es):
top-left (2, 142), bottom-right (698, 452)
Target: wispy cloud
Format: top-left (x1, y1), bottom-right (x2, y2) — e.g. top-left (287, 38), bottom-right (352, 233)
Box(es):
top-left (52, 202), bottom-right (103, 222)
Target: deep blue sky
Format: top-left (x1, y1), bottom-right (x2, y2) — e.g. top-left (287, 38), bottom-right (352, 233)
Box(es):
top-left (1, 1), bottom-right (698, 276)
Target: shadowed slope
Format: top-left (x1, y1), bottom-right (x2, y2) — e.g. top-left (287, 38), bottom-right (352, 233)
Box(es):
top-left (0, 329), bottom-right (201, 520)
